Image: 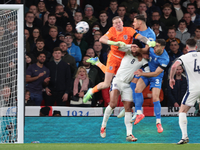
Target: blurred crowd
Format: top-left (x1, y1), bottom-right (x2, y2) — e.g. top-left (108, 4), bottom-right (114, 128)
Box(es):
top-left (0, 0), bottom-right (200, 112)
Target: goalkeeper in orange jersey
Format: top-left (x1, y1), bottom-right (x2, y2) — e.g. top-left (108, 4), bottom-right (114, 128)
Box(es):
top-left (83, 16), bottom-right (156, 103)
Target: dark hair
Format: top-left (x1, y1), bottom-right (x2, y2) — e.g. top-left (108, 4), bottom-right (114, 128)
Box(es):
top-left (132, 39), bottom-right (143, 48)
top-left (48, 13), bottom-right (56, 19)
top-left (178, 19), bottom-right (187, 26)
top-left (156, 39), bottom-right (166, 47)
top-left (168, 26), bottom-right (176, 32)
top-left (187, 3), bottom-right (196, 8)
top-left (134, 14), bottom-right (146, 23)
top-left (40, 107), bottom-right (50, 116)
top-left (110, 0), bottom-right (118, 4)
top-left (162, 3), bottom-right (172, 9)
top-left (186, 38), bottom-right (197, 47)
top-left (99, 10), bottom-right (107, 16)
top-left (36, 38), bottom-right (45, 43)
top-left (53, 47), bottom-right (62, 52)
top-left (118, 4), bottom-right (126, 10)
top-left (37, 51), bottom-right (46, 57)
top-left (195, 25), bottom-right (200, 31)
top-left (25, 11), bottom-right (34, 17)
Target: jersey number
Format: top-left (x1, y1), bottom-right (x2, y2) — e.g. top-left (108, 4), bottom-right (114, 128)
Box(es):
top-left (194, 59), bottom-right (200, 73)
top-left (131, 59), bottom-right (135, 64)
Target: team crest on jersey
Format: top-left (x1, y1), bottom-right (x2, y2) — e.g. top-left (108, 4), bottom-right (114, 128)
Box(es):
top-left (109, 66), bottom-right (113, 70)
top-left (123, 35), bottom-right (128, 40)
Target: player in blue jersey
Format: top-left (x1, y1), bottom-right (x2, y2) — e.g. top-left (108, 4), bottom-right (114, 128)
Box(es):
top-left (133, 39), bottom-right (169, 133)
top-left (117, 14), bottom-right (156, 119)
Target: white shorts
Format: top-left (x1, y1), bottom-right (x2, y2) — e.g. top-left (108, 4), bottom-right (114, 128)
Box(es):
top-left (182, 90), bottom-right (200, 106)
top-left (110, 77), bottom-right (133, 102)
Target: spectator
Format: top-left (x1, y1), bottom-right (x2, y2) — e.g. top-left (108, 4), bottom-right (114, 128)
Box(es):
top-left (192, 25), bottom-right (200, 51)
top-left (182, 45), bottom-right (188, 54)
top-left (168, 40), bottom-right (183, 68)
top-left (196, 0), bottom-right (200, 14)
top-left (64, 33), bottom-right (82, 66)
top-left (165, 26), bottom-right (183, 53)
top-left (45, 47), bottom-right (71, 106)
top-left (65, 22), bottom-right (74, 37)
top-left (44, 26), bottom-right (62, 54)
top-left (29, 5), bottom-right (43, 28)
top-left (167, 65), bottom-right (187, 107)
top-left (73, 11), bottom-right (83, 26)
top-left (85, 48), bottom-right (96, 58)
top-left (151, 20), bottom-right (168, 40)
top-left (99, 10), bottom-right (112, 35)
top-left (42, 13), bottom-right (63, 39)
top-left (137, 2), bottom-right (148, 19)
top-left (70, 66), bottom-right (94, 107)
top-left (117, 5), bottom-right (130, 26)
top-left (53, 110), bottom-right (61, 116)
top-left (0, 25), bottom-right (5, 42)
top-left (171, 0), bottom-right (187, 21)
top-left (33, 38), bottom-right (51, 62)
top-left (82, 4), bottom-right (98, 27)
top-left (25, 89), bottom-right (36, 106)
top-left (106, 0), bottom-right (118, 22)
top-left (58, 31), bottom-right (65, 41)
top-left (126, 9), bottom-right (138, 27)
top-left (175, 19), bottom-right (191, 45)
top-left (93, 41), bottom-right (107, 64)
top-left (142, 85), bottom-right (164, 107)
top-left (26, 53), bottom-right (36, 69)
top-left (81, 55), bottom-right (101, 85)
top-left (35, 0), bottom-right (50, 25)
top-left (26, 52), bottom-right (50, 106)
top-left (59, 42), bottom-right (77, 76)
top-left (24, 29), bottom-right (31, 54)
top-left (39, 106), bottom-right (51, 116)
top-left (160, 3), bottom-right (178, 29)
top-left (45, 0), bottom-right (59, 13)
top-left (144, 0), bottom-right (162, 19)
top-left (29, 27), bottom-right (42, 51)
top-left (55, 4), bottom-right (71, 30)
top-left (147, 10), bottom-right (167, 33)
top-left (183, 12), bottom-right (196, 36)
top-left (120, 0), bottom-right (139, 15)
top-left (73, 31), bottom-right (88, 56)
top-left (67, 0), bottom-right (82, 16)
top-left (187, 3), bottom-right (200, 26)
top-left (183, 0), bottom-right (196, 8)
top-left (24, 11), bottom-right (38, 35)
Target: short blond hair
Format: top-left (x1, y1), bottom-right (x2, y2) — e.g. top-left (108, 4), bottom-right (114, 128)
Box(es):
top-left (75, 66), bottom-right (88, 78)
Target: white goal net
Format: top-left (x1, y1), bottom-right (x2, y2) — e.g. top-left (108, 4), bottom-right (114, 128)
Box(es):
top-left (0, 5), bottom-right (24, 143)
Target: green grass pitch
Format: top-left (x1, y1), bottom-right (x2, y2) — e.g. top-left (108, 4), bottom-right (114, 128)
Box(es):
top-left (1, 143), bottom-right (200, 150)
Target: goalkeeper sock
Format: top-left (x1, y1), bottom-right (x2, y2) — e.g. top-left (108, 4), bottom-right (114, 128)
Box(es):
top-left (124, 112), bottom-right (133, 136)
top-left (153, 101), bottom-right (161, 119)
top-left (102, 105), bottom-right (113, 127)
top-left (97, 62), bottom-right (106, 73)
top-left (135, 92), bottom-right (144, 114)
top-left (179, 112), bottom-right (188, 139)
top-left (92, 85), bottom-right (99, 94)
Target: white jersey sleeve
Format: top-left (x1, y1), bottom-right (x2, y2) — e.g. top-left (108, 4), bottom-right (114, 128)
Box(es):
top-left (179, 51), bottom-right (200, 92)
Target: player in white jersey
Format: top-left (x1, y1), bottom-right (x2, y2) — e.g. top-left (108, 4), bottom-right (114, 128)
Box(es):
top-left (169, 38), bottom-right (200, 145)
top-left (100, 40), bottom-right (149, 142)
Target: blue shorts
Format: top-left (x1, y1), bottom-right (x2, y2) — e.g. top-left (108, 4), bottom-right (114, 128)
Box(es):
top-left (140, 76), bottom-right (162, 90)
top-left (133, 75), bottom-right (140, 79)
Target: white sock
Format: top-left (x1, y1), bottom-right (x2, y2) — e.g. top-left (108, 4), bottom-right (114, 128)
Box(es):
top-left (101, 105), bottom-right (113, 127)
top-left (137, 110), bottom-right (142, 115)
top-left (156, 119), bottom-right (161, 124)
top-left (179, 112), bottom-right (188, 139)
top-left (124, 112), bottom-right (132, 136)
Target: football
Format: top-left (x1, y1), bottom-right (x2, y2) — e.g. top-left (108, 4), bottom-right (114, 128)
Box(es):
top-left (75, 21), bottom-right (89, 34)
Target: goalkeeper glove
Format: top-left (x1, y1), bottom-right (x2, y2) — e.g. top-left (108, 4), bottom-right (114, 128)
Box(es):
top-left (107, 40), bottom-right (126, 47)
top-left (147, 41), bottom-right (156, 47)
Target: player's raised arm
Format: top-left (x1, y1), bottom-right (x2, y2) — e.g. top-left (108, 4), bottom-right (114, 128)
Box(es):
top-left (99, 34), bottom-right (126, 47)
top-left (169, 60), bottom-right (182, 89)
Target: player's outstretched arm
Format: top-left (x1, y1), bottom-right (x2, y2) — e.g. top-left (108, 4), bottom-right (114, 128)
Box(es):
top-left (99, 35), bottom-right (126, 47)
top-left (169, 60), bottom-right (182, 89)
top-left (134, 67), bottom-right (163, 77)
top-left (136, 35), bottom-right (156, 48)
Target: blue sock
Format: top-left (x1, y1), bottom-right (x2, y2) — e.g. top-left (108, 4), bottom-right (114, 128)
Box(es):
top-left (134, 93), bottom-right (144, 113)
top-left (153, 101), bottom-right (161, 119)
top-left (130, 82), bottom-right (136, 103)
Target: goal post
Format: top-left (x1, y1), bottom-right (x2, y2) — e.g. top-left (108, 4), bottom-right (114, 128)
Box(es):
top-left (0, 4), bottom-right (24, 143)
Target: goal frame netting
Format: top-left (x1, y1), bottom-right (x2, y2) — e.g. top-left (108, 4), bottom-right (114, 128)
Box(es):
top-left (0, 4), bottom-right (24, 143)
